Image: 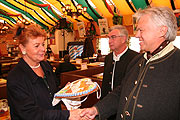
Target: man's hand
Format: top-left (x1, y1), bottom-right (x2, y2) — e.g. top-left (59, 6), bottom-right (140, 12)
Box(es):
top-left (80, 107), bottom-right (98, 120)
top-left (69, 109), bottom-right (82, 120)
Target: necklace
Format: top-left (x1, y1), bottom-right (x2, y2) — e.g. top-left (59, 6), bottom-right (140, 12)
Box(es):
top-left (29, 64), bottom-right (40, 69)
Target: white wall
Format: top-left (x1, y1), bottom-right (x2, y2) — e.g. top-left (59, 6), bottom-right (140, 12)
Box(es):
top-left (50, 29), bottom-right (75, 54)
top-left (129, 36), bottom-right (180, 53)
top-left (129, 37), bottom-right (140, 53)
top-left (173, 36), bottom-right (180, 49)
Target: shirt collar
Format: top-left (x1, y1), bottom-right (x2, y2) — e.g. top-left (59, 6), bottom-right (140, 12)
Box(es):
top-left (146, 40), bottom-right (170, 59)
top-left (113, 47), bottom-right (128, 61)
top-left (144, 42), bottom-right (174, 63)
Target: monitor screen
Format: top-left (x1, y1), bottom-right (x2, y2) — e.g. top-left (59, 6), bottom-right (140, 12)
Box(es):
top-left (68, 42), bottom-right (84, 60)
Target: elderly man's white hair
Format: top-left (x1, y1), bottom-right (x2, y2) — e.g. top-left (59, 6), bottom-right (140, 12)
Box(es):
top-left (134, 7), bottom-right (177, 41)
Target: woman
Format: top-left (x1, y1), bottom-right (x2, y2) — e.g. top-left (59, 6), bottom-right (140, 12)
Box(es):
top-left (7, 24), bottom-right (80, 120)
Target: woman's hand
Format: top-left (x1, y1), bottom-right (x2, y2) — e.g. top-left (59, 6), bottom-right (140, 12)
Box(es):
top-left (69, 109), bottom-right (82, 120)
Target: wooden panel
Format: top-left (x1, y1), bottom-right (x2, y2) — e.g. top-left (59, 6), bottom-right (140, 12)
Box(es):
top-left (0, 84), bottom-right (7, 99)
top-left (60, 66), bottom-right (104, 87)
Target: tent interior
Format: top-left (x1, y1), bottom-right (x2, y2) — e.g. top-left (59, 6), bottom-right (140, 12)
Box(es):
top-left (0, 0), bottom-right (180, 55)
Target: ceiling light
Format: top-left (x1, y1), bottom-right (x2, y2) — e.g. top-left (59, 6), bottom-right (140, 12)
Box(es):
top-left (61, 4), bottom-right (87, 19)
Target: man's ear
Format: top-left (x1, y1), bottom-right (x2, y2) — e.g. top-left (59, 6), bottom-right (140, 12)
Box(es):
top-left (122, 36), bottom-right (127, 43)
top-left (159, 26), bottom-right (168, 38)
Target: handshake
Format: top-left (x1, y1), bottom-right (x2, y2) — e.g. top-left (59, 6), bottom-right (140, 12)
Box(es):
top-left (69, 106), bottom-right (98, 120)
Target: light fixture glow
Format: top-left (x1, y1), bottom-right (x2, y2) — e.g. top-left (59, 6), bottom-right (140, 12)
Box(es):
top-left (61, 3), bottom-right (87, 19)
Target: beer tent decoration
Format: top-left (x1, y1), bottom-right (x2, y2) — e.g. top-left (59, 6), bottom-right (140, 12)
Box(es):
top-left (0, 0), bottom-right (179, 30)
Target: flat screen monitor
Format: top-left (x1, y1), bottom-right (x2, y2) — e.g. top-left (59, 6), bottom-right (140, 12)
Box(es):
top-left (68, 42), bottom-right (84, 60)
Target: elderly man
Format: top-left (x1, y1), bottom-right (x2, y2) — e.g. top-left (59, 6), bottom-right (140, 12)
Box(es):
top-left (80, 7), bottom-right (180, 120)
top-left (101, 25), bottom-right (138, 120)
top-left (102, 25), bottom-right (138, 98)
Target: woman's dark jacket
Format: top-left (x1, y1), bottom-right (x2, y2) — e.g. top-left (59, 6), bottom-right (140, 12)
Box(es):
top-left (7, 58), bottom-right (69, 120)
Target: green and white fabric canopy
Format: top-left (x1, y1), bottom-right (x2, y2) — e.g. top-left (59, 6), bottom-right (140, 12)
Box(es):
top-left (0, 0), bottom-right (179, 30)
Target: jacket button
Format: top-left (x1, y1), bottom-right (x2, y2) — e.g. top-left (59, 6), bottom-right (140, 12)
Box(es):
top-left (133, 96), bottom-right (136, 99)
top-left (143, 84), bottom-right (148, 88)
top-left (125, 97), bottom-right (128, 101)
top-left (139, 64), bottom-right (141, 67)
top-left (137, 104), bottom-right (143, 108)
top-left (110, 72), bottom-right (113, 74)
top-left (109, 82), bottom-right (112, 85)
top-left (125, 111), bottom-right (130, 116)
top-left (149, 66), bottom-right (155, 69)
top-left (112, 62), bottom-right (115, 64)
top-left (134, 80), bottom-right (138, 85)
top-left (120, 114), bottom-right (123, 118)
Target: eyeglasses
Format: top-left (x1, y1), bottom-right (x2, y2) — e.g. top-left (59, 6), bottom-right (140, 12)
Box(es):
top-left (107, 35), bottom-right (124, 39)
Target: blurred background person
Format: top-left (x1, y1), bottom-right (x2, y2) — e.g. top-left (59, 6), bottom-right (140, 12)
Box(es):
top-left (7, 23), bottom-right (81, 120)
top-left (101, 25), bottom-right (138, 119)
top-left (46, 44), bottom-right (54, 59)
top-left (55, 54), bottom-right (77, 87)
top-left (96, 49), bottom-right (103, 62)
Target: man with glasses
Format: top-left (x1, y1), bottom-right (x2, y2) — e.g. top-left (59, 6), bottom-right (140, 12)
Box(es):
top-left (101, 25), bottom-right (138, 120)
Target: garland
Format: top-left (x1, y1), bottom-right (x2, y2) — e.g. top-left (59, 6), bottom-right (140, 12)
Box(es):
top-left (86, 22), bottom-right (96, 36)
top-left (24, 0), bottom-right (62, 19)
top-left (113, 13), bottom-right (123, 25)
top-left (0, 9), bottom-right (22, 17)
top-left (49, 20), bottom-right (73, 34)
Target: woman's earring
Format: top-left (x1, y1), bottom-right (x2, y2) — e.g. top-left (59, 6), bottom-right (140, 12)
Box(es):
top-left (22, 51), bottom-right (26, 55)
